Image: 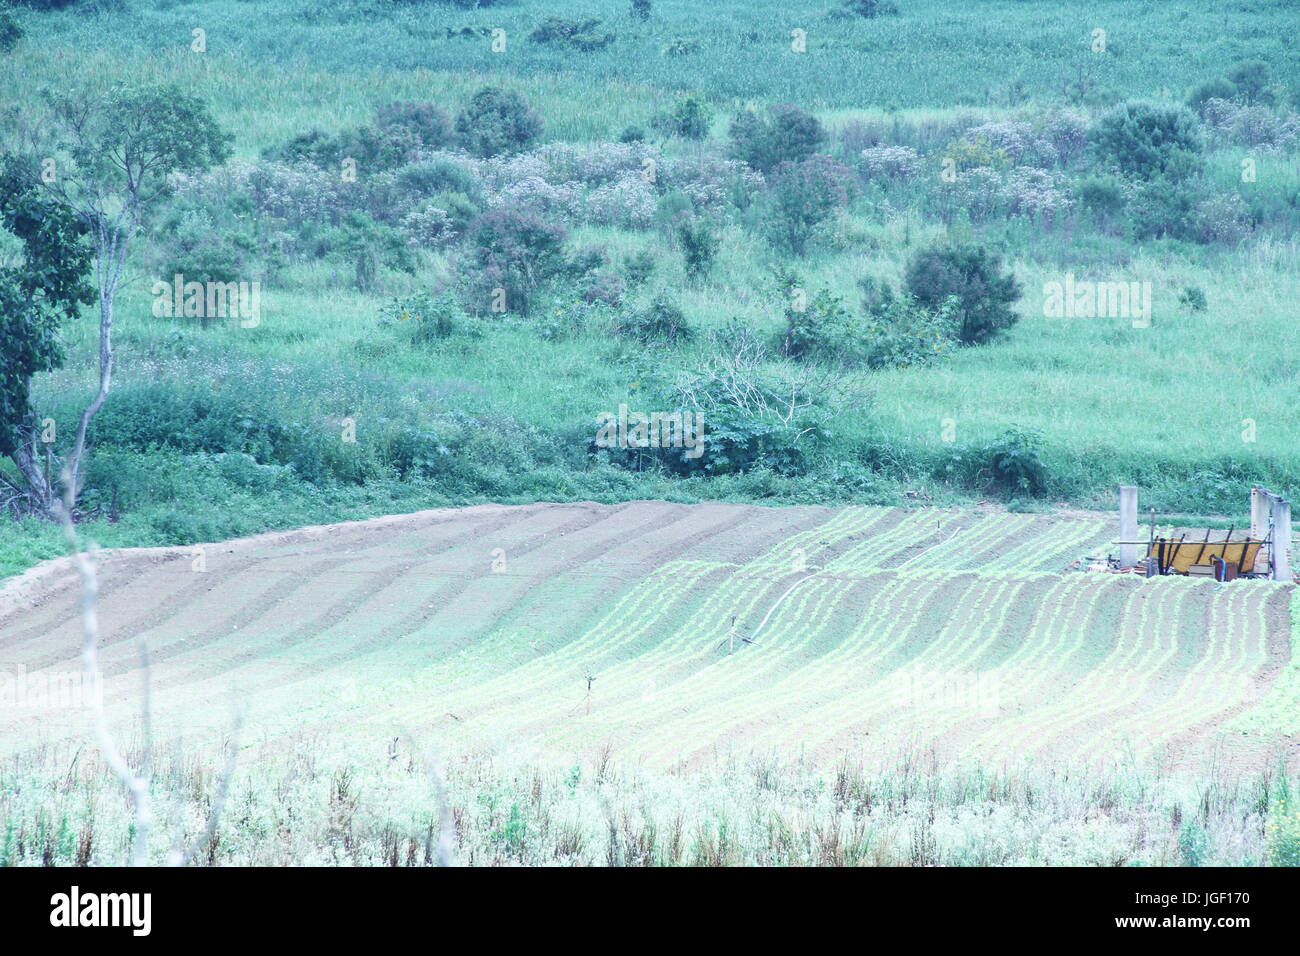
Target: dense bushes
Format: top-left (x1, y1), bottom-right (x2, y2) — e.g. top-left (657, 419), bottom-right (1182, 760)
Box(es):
top-left (1090, 101), bottom-right (1203, 180)
top-left (727, 103), bottom-right (826, 174)
top-left (455, 87), bottom-right (543, 158)
top-left (904, 241), bottom-right (1022, 345)
top-left (763, 154), bottom-right (852, 255)
top-left (459, 208), bottom-right (568, 314)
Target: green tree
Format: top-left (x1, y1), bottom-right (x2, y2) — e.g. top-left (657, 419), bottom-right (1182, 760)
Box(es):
top-left (455, 87), bottom-right (543, 158)
top-left (727, 103), bottom-right (826, 174)
top-left (904, 240), bottom-right (1022, 345)
top-left (0, 155), bottom-right (95, 514)
top-left (41, 84), bottom-right (232, 504)
top-left (1090, 101), bottom-right (1202, 181)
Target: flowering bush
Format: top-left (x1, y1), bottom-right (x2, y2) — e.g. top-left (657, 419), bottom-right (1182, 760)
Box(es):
top-left (584, 173), bottom-right (657, 229)
top-left (859, 145), bottom-right (923, 180)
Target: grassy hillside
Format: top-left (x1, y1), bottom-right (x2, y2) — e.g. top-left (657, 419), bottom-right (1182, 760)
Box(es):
top-left (2, 0), bottom-right (1299, 579)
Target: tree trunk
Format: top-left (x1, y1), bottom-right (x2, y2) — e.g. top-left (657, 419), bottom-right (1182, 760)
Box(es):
top-left (10, 424), bottom-right (57, 517)
top-left (65, 235), bottom-right (122, 504)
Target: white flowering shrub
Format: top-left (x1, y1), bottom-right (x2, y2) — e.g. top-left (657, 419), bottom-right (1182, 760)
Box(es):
top-left (859, 144), bottom-right (923, 179)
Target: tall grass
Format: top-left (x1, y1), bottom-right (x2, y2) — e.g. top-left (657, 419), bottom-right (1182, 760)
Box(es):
top-left (0, 735), bottom-right (1287, 866)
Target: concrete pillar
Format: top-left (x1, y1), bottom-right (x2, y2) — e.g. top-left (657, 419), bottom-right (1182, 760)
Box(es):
top-left (1119, 485), bottom-right (1138, 568)
top-left (1250, 486), bottom-right (1268, 540)
top-left (1271, 498), bottom-right (1292, 582)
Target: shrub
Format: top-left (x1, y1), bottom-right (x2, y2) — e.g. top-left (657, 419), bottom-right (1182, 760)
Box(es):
top-left (779, 285), bottom-right (853, 360)
top-left (630, 0), bottom-right (651, 21)
top-left (618, 124), bottom-right (646, 143)
top-left (381, 290), bottom-right (464, 343)
top-left (528, 16), bottom-right (615, 51)
top-left (1127, 175), bottom-right (1203, 241)
top-left (1228, 60), bottom-right (1273, 106)
top-left (674, 215), bottom-right (719, 279)
top-left (1187, 77), bottom-right (1238, 116)
top-left (860, 290), bottom-right (960, 369)
top-left (373, 100), bottom-right (453, 150)
top-left (655, 96), bottom-right (711, 140)
top-left (1178, 285), bottom-right (1207, 312)
top-left (1191, 192), bottom-right (1250, 244)
top-left (727, 103), bottom-right (827, 174)
top-left (1076, 173), bottom-right (1126, 221)
top-left (393, 155), bottom-right (482, 200)
top-left (841, 0), bottom-right (899, 16)
top-left (763, 154), bottom-right (852, 255)
top-left (336, 211), bottom-right (415, 290)
top-left (859, 145), bottom-right (922, 180)
top-left (460, 207), bottom-right (568, 314)
top-left (615, 294), bottom-right (691, 343)
top-left (622, 249), bottom-right (657, 286)
top-left (0, 3), bottom-right (21, 54)
top-left (904, 241), bottom-right (1022, 345)
top-left (948, 426), bottom-right (1048, 496)
top-left (1090, 101), bottom-right (1203, 181)
top-left (455, 87), bottom-right (543, 158)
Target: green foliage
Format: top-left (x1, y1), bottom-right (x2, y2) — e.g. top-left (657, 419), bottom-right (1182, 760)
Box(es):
top-left (1228, 60), bottom-right (1273, 106)
top-left (614, 293), bottom-right (691, 344)
top-left (336, 211), bottom-right (415, 291)
top-left (1265, 779), bottom-right (1300, 867)
top-left (460, 207), bottom-right (568, 314)
top-left (727, 103), bottom-right (826, 174)
top-left (380, 290), bottom-right (466, 343)
top-left (655, 96), bottom-right (711, 140)
top-left (981, 427), bottom-right (1048, 495)
top-left (763, 155), bottom-right (852, 256)
top-left (779, 283), bottom-right (852, 361)
top-left (1178, 820), bottom-right (1208, 866)
top-left (630, 0), bottom-right (651, 21)
top-left (1178, 285), bottom-right (1207, 312)
top-left (0, 2), bottom-right (22, 53)
top-left (53, 84), bottom-right (233, 204)
top-left (1186, 77), bottom-right (1237, 115)
top-left (903, 241), bottom-right (1021, 346)
top-left (0, 155), bottom-right (95, 460)
top-left (841, 0), bottom-right (899, 17)
top-left (1090, 101), bottom-right (1203, 181)
top-left (860, 291), bottom-right (959, 370)
top-left (941, 426), bottom-right (1049, 496)
top-left (454, 87), bottom-right (543, 158)
top-left (673, 216), bottom-right (718, 279)
top-left (528, 17), bottom-right (615, 52)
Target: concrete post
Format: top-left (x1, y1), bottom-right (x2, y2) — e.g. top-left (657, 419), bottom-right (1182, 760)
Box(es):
top-left (1271, 498), bottom-right (1292, 582)
top-left (1250, 486), bottom-right (1268, 541)
top-left (1119, 485), bottom-right (1138, 568)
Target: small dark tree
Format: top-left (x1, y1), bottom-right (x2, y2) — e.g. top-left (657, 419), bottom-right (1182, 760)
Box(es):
top-left (1228, 60), bottom-right (1273, 105)
top-left (0, 155), bottom-right (95, 514)
top-left (904, 241), bottom-right (1022, 346)
top-left (461, 208), bottom-right (567, 314)
top-left (656, 96), bottom-right (712, 141)
top-left (763, 155), bottom-right (851, 256)
top-left (727, 103), bottom-right (826, 174)
top-left (1090, 101), bottom-right (1203, 181)
top-left (454, 87), bottom-right (543, 158)
top-left (0, 2), bottom-right (22, 54)
top-left (673, 215), bottom-right (718, 280)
